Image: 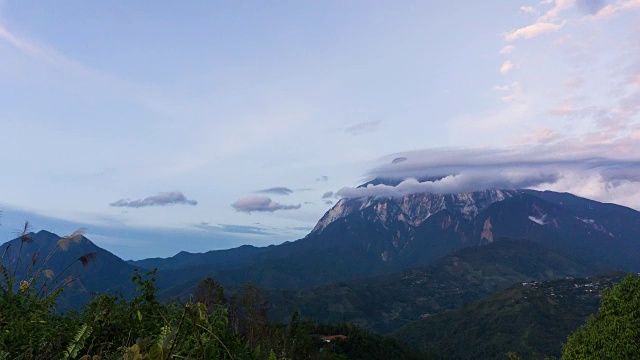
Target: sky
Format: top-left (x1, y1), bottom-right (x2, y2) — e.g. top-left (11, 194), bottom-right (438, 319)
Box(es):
top-left (0, 1), bottom-right (639, 259)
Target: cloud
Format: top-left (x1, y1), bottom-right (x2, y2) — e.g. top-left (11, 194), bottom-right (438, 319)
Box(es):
top-left (316, 175), bottom-right (329, 182)
top-left (322, 191), bottom-right (334, 199)
top-left (334, 143), bottom-right (640, 205)
top-left (231, 196), bottom-right (302, 213)
top-left (589, 0), bottom-right (640, 19)
top-left (499, 45), bottom-right (516, 54)
top-left (195, 222), bottom-right (273, 235)
top-left (500, 60), bottom-right (514, 74)
top-left (109, 192), bottom-right (198, 208)
top-left (255, 187), bottom-right (293, 195)
top-left (325, 200), bottom-right (334, 205)
top-left (505, 21), bottom-right (566, 41)
top-left (520, 6), bottom-right (538, 13)
top-left (343, 120), bottom-right (382, 135)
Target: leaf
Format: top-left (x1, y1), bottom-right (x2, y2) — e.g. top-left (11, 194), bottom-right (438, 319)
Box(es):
top-left (147, 343), bottom-right (165, 360)
top-left (62, 324), bottom-right (92, 359)
top-left (197, 302), bottom-right (207, 320)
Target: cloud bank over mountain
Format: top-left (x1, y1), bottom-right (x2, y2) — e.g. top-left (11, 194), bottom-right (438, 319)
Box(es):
top-left (336, 142), bottom-right (640, 209)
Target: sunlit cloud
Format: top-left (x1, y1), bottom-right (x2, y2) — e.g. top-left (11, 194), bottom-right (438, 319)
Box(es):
top-left (500, 60), bottom-right (514, 74)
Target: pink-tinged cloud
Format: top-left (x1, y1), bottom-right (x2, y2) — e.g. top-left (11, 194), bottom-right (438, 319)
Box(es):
top-left (500, 60), bottom-right (514, 74)
top-left (231, 196), bottom-right (301, 213)
top-left (505, 21), bottom-right (565, 41)
top-left (590, 0), bottom-right (640, 19)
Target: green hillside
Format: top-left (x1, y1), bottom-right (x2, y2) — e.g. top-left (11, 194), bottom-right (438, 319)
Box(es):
top-left (394, 272), bottom-right (627, 359)
top-left (266, 239), bottom-right (604, 333)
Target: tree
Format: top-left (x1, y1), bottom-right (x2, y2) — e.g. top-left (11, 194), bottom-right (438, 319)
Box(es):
top-left (237, 284), bottom-right (268, 347)
top-left (561, 273), bottom-right (640, 359)
top-left (194, 277), bottom-right (226, 309)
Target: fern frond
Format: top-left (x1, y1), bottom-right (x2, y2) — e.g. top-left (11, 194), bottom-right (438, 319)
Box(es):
top-left (62, 324), bottom-right (92, 359)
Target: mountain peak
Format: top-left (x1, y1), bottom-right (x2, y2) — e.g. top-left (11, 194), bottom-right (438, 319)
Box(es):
top-left (312, 189), bottom-right (518, 234)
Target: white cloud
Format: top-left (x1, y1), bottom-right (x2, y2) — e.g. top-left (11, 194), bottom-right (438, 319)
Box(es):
top-left (520, 6), bottom-right (538, 13)
top-left (499, 45), bottom-right (516, 54)
top-left (505, 21), bottom-right (566, 41)
top-left (500, 60), bottom-right (515, 74)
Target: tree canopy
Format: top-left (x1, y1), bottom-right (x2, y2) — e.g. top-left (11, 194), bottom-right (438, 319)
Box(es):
top-left (562, 273), bottom-right (640, 359)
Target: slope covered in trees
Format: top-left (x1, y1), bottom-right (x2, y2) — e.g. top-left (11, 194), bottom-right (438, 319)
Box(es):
top-left (394, 272), bottom-right (627, 359)
top-left (0, 229), bottom-right (425, 359)
top-left (266, 239), bottom-right (603, 333)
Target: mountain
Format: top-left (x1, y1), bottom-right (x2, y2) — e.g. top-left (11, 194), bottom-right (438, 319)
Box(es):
top-left (0, 230), bottom-right (138, 309)
top-left (129, 244), bottom-right (268, 271)
top-left (311, 187), bottom-right (640, 270)
top-left (394, 271), bottom-right (627, 360)
top-left (19, 187), bottom-right (637, 309)
top-left (265, 239), bottom-right (604, 334)
top-left (132, 188), bottom-right (640, 299)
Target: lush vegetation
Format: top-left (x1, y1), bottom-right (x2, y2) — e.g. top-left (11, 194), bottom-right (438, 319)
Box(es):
top-left (561, 273), bottom-right (640, 359)
top-left (0, 227), bottom-right (425, 359)
top-left (266, 239), bottom-right (601, 334)
top-left (393, 272), bottom-right (627, 359)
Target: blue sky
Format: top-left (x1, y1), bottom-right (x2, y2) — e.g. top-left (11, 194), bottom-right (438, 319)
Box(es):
top-left (1, 1), bottom-right (639, 259)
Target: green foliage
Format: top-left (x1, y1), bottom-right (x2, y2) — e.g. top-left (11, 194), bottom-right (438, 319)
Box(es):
top-left (561, 273), bottom-right (640, 359)
top-left (63, 324), bottom-right (92, 359)
top-left (395, 272), bottom-right (625, 359)
top-left (267, 239), bottom-right (601, 334)
top-left (0, 226), bottom-right (426, 359)
top-left (195, 277), bottom-right (227, 308)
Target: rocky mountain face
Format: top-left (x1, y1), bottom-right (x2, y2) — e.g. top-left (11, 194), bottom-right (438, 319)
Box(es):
top-left (307, 187), bottom-right (640, 271)
top-left (312, 189), bottom-right (516, 233)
